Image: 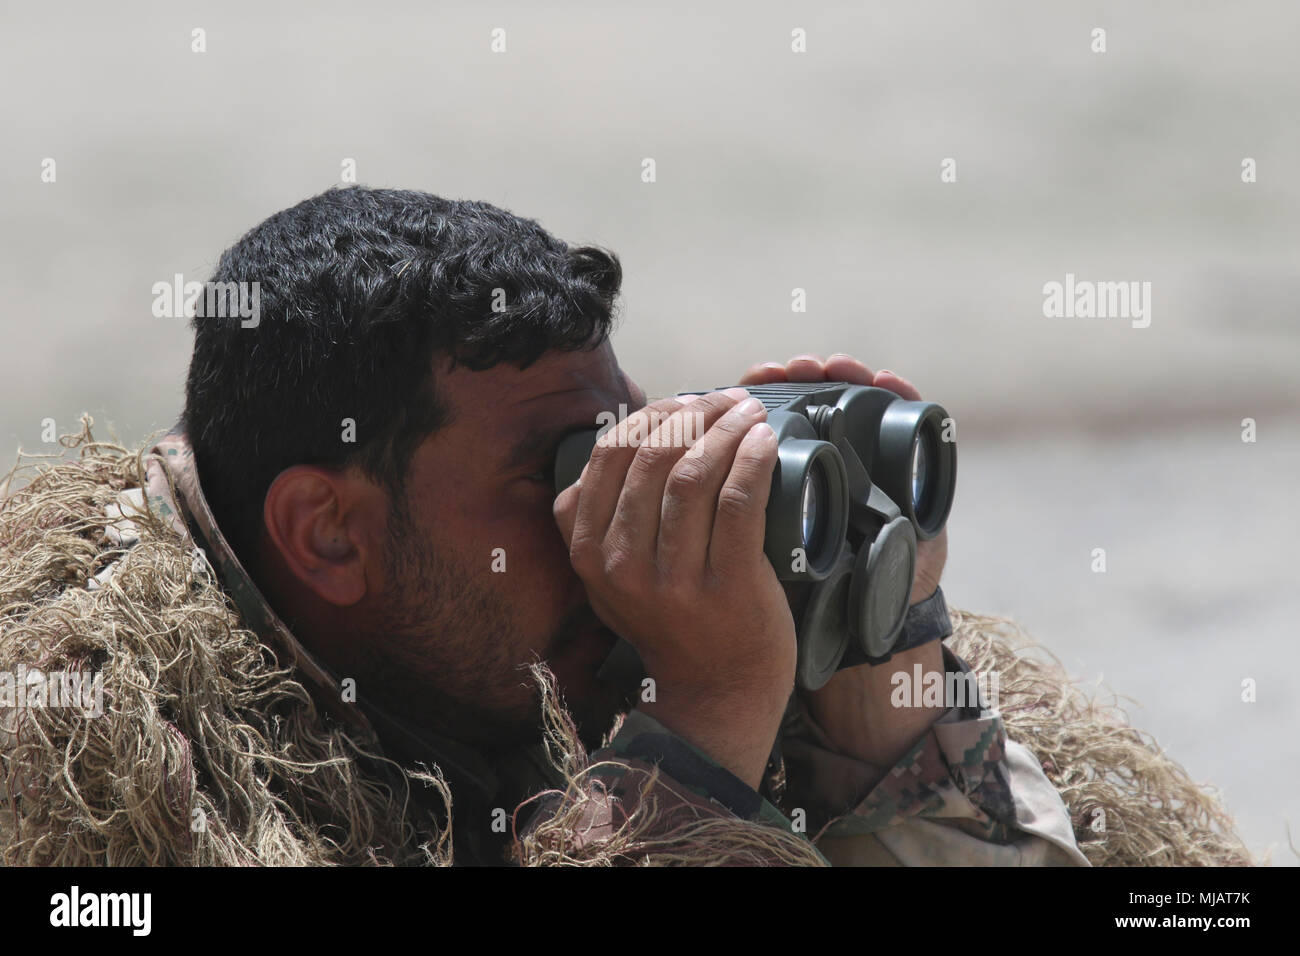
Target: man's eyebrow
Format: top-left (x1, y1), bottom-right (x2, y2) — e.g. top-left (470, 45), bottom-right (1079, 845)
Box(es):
top-left (501, 419), bottom-right (600, 471)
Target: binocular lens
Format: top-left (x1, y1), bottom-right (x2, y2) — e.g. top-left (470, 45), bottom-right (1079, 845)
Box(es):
top-left (766, 439), bottom-right (849, 581)
top-left (911, 432), bottom-right (930, 515)
top-left (876, 402), bottom-right (955, 541)
top-left (800, 467), bottom-right (827, 554)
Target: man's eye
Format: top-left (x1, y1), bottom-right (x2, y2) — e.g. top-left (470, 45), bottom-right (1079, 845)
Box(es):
top-left (524, 459), bottom-right (556, 484)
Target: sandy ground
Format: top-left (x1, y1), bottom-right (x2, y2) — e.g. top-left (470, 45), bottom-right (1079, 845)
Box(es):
top-left (1, 0), bottom-right (1296, 862)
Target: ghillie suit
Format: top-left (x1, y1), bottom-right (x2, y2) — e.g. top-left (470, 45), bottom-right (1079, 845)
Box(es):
top-left (0, 420), bottom-right (1252, 866)
top-left (945, 613), bottom-right (1253, 867)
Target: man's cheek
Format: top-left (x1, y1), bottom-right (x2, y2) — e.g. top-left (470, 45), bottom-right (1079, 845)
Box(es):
top-left (509, 529), bottom-right (581, 611)
top-left (485, 515), bottom-right (573, 578)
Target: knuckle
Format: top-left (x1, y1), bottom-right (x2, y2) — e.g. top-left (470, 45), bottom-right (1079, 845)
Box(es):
top-left (709, 410), bottom-right (755, 438)
top-left (568, 537), bottom-right (600, 575)
top-left (666, 455), bottom-right (714, 496)
top-left (695, 393), bottom-right (737, 419)
top-left (651, 395), bottom-right (687, 415)
top-left (631, 441), bottom-right (678, 472)
top-left (716, 482), bottom-right (758, 518)
top-left (588, 436), bottom-right (618, 464)
top-left (553, 484), bottom-right (579, 514)
top-left (601, 546), bottom-right (639, 586)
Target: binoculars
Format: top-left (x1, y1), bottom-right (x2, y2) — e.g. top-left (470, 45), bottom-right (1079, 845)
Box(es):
top-left (553, 382), bottom-right (956, 692)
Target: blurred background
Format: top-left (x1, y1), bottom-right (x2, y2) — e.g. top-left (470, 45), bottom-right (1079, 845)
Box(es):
top-left (2, 0), bottom-right (1296, 862)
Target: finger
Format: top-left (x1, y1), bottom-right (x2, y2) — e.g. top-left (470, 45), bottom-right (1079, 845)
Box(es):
top-left (606, 390), bottom-right (745, 555)
top-left (784, 354), bottom-right (826, 382)
top-left (872, 369), bottom-right (923, 401)
top-left (823, 353), bottom-right (875, 385)
top-left (554, 482), bottom-right (580, 548)
top-left (570, 395), bottom-right (696, 551)
top-left (737, 362), bottom-right (789, 386)
top-left (656, 392), bottom-right (768, 577)
top-left (707, 421), bottom-right (779, 574)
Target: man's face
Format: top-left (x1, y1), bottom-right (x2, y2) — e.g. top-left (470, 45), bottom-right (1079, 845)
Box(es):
top-left (365, 340), bottom-right (644, 753)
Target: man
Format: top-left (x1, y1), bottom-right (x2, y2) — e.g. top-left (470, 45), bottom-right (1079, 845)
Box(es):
top-left (173, 185), bottom-right (1085, 865)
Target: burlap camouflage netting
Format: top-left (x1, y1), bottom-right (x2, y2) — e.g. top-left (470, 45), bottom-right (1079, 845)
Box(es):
top-left (0, 418), bottom-right (1254, 866)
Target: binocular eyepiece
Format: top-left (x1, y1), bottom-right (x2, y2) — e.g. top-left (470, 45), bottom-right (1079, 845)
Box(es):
top-left (554, 382), bottom-right (957, 692)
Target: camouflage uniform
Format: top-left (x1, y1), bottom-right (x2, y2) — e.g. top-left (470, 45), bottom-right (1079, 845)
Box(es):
top-left (144, 428), bottom-right (1089, 866)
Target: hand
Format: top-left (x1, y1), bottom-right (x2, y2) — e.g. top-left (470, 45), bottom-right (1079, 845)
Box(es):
top-left (737, 354), bottom-right (948, 605)
top-left (553, 389), bottom-right (797, 789)
top-left (737, 355), bottom-right (950, 767)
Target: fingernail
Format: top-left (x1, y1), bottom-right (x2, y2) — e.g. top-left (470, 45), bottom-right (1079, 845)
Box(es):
top-left (722, 386), bottom-right (751, 401)
top-left (878, 368), bottom-right (893, 376)
top-left (734, 397), bottom-right (763, 416)
top-left (675, 392), bottom-right (701, 404)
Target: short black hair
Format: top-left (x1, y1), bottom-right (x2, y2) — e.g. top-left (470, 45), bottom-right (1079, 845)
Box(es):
top-left (183, 186), bottom-right (622, 565)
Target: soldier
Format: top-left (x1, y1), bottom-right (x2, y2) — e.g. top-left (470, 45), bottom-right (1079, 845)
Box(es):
top-left (157, 186), bottom-right (1088, 865)
top-left (0, 186), bottom-right (1087, 866)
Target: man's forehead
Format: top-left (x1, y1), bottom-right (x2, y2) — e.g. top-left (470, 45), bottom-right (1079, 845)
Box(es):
top-left (438, 345), bottom-right (634, 443)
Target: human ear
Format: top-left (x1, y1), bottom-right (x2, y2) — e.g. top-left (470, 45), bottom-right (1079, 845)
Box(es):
top-left (262, 465), bottom-right (373, 607)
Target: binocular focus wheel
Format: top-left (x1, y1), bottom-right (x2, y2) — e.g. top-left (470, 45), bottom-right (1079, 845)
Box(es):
top-left (850, 516), bottom-right (917, 660)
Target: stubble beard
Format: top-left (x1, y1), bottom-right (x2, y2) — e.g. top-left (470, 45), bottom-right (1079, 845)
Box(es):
top-left (370, 492), bottom-right (615, 755)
